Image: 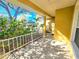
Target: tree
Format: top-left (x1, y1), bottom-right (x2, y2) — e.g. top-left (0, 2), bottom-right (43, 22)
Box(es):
top-left (0, 0), bottom-right (12, 20)
top-left (0, 0), bottom-right (29, 20)
top-left (8, 3), bottom-right (29, 20)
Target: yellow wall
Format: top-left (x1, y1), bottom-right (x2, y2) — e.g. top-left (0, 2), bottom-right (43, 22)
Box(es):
top-left (54, 5), bottom-right (75, 41)
top-left (44, 16), bottom-right (46, 35)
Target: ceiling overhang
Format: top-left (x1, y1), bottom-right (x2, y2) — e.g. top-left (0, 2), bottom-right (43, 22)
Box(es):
top-left (19, 0), bottom-right (53, 17)
top-left (6, 0), bottom-right (53, 17)
top-left (29, 0), bottom-right (76, 16)
top-left (6, 0), bottom-right (76, 18)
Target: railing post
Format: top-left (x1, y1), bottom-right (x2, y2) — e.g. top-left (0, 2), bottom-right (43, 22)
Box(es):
top-left (20, 36), bottom-right (22, 46)
top-left (12, 39), bottom-right (15, 50)
top-left (8, 40), bottom-right (10, 51)
top-left (16, 37), bottom-right (18, 48)
top-left (25, 35), bottom-right (27, 43)
top-left (31, 32), bottom-right (33, 44)
top-left (23, 36), bottom-right (24, 44)
top-left (2, 41), bottom-right (5, 54)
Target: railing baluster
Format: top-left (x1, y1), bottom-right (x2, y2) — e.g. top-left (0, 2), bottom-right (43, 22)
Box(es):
top-left (27, 35), bottom-right (29, 43)
top-left (12, 39), bottom-right (15, 50)
top-left (31, 32), bottom-right (33, 44)
top-left (25, 35), bottom-right (27, 43)
top-left (23, 36), bottom-right (24, 44)
top-left (24, 35), bottom-right (25, 44)
top-left (2, 41), bottom-right (5, 54)
top-left (20, 36), bottom-right (21, 46)
top-left (8, 40), bottom-right (10, 51)
top-left (16, 37), bottom-right (18, 48)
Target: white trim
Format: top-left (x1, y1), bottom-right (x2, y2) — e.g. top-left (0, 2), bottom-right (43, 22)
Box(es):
top-left (0, 33), bottom-right (31, 41)
top-left (71, 41), bottom-right (79, 59)
top-left (70, 4), bottom-right (79, 42)
top-left (70, 0), bottom-right (79, 59)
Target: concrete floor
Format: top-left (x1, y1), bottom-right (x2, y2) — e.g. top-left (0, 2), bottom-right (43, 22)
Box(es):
top-left (7, 35), bottom-right (71, 59)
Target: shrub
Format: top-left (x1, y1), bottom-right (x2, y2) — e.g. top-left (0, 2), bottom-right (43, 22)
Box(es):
top-left (0, 17), bottom-right (31, 39)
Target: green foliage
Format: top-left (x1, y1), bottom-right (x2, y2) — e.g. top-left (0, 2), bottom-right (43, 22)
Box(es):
top-left (40, 24), bottom-right (44, 27)
top-left (0, 17), bottom-right (31, 39)
top-left (0, 17), bottom-right (8, 39)
top-left (33, 17), bottom-right (39, 22)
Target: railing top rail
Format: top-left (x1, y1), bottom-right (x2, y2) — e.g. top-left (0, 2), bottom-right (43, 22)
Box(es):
top-left (0, 32), bottom-right (36, 42)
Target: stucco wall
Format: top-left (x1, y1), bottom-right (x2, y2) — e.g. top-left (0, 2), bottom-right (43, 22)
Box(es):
top-left (54, 5), bottom-right (75, 40)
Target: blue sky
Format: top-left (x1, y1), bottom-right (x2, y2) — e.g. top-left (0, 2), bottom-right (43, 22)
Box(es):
top-left (0, 1), bottom-right (36, 23)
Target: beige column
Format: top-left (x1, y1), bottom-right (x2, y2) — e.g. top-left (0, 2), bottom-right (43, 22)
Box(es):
top-left (43, 16), bottom-right (46, 37)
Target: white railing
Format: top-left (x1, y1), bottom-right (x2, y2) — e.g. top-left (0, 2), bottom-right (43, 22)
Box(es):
top-left (0, 32), bottom-right (43, 58)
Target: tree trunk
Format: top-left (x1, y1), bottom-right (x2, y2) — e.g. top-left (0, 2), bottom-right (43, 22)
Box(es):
top-left (14, 7), bottom-right (20, 20)
top-left (5, 7), bottom-right (12, 20)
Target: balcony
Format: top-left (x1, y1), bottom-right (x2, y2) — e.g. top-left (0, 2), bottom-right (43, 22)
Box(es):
top-left (0, 0), bottom-right (77, 59)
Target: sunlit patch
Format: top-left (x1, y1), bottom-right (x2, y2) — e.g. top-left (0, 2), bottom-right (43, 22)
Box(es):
top-left (49, 53), bottom-right (53, 56)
